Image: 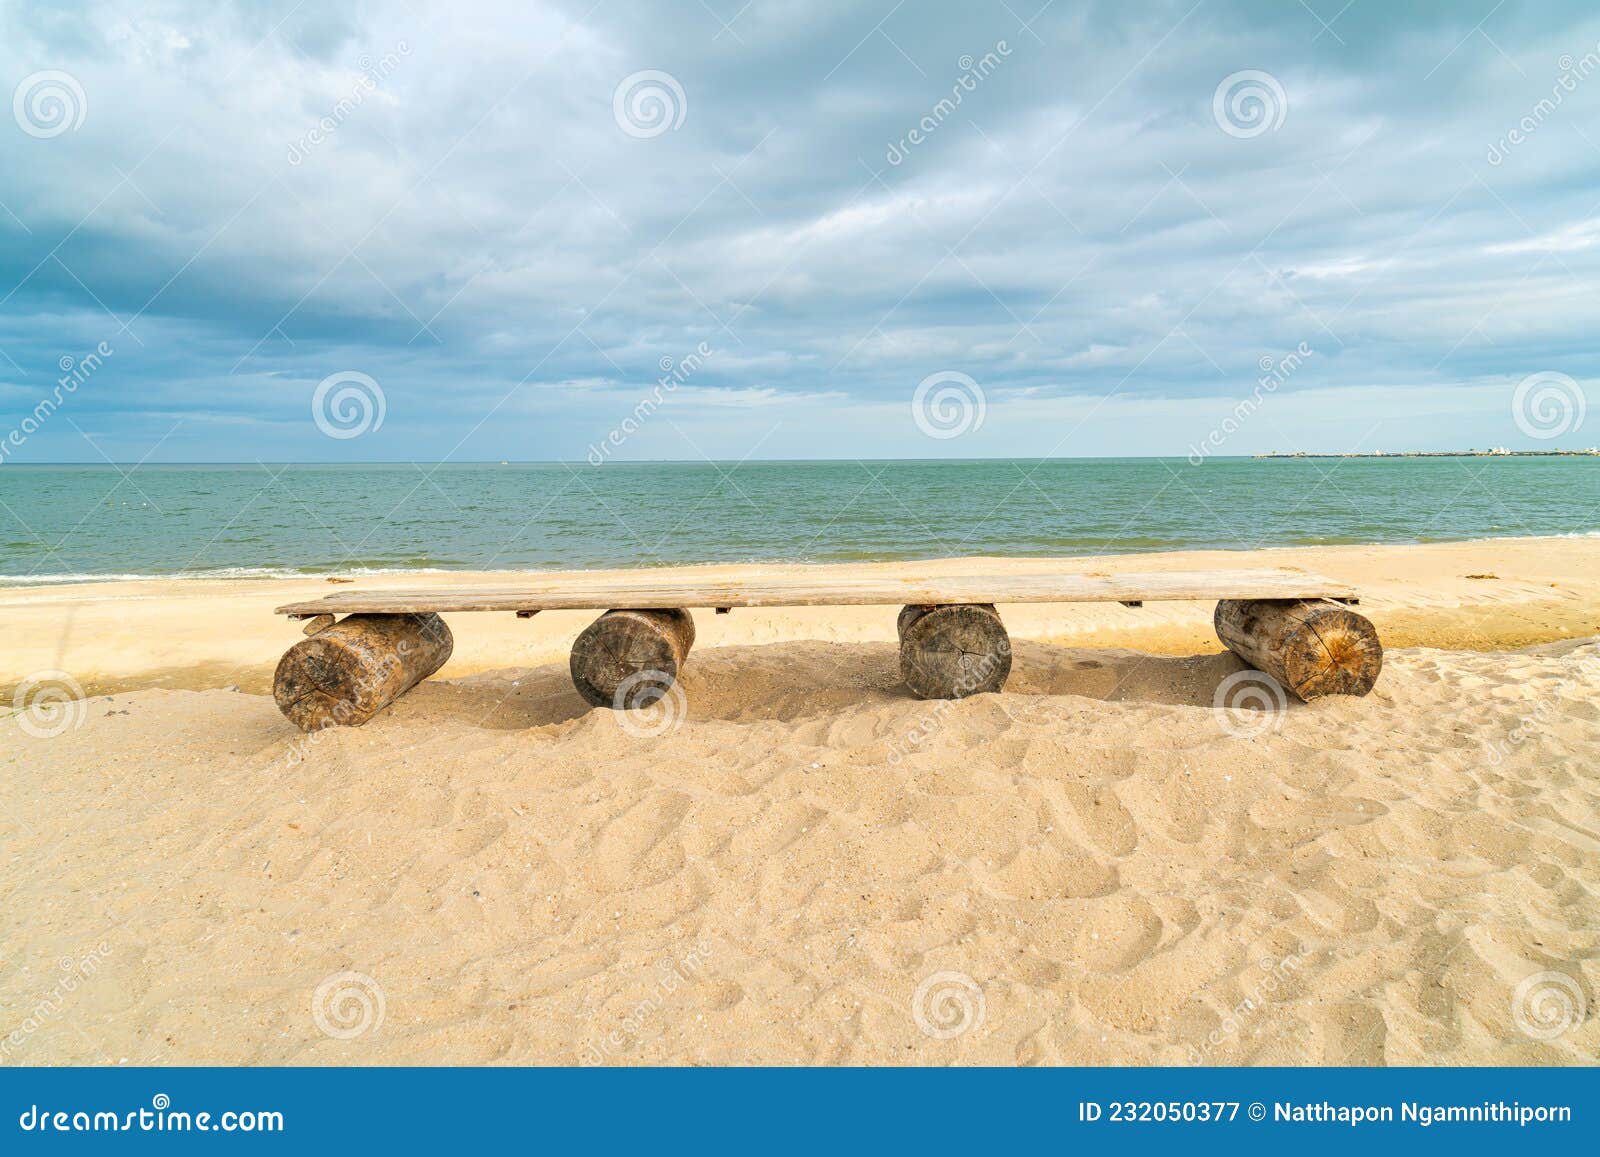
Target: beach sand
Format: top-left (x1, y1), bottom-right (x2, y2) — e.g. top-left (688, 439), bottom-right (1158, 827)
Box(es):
top-left (3, 536), bottom-right (1598, 1064)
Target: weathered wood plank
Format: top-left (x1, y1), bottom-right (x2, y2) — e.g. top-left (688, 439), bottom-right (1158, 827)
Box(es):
top-left (277, 569), bottom-right (1356, 616)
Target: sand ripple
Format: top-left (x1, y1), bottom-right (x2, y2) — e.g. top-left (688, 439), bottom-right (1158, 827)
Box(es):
top-left (3, 638), bottom-right (1597, 1065)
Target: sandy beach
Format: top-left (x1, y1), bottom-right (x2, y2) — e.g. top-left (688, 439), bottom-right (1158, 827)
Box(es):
top-left (3, 535), bottom-right (1598, 1064)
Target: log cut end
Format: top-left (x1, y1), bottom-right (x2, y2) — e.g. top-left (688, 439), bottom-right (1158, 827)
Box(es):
top-left (274, 612), bottom-right (454, 731)
top-left (569, 608), bottom-right (696, 709)
top-left (898, 603), bottom-right (1012, 700)
top-left (1214, 599), bottom-right (1382, 701)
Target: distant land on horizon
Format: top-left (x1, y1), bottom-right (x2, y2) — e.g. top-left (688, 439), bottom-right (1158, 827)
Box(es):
top-left (1256, 448), bottom-right (1600, 459)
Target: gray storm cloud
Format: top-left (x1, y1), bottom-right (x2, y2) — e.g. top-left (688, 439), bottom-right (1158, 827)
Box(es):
top-left (1, 0), bottom-right (1596, 461)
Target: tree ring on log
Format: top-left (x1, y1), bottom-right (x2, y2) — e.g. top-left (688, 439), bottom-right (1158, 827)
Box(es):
top-left (896, 604), bottom-right (923, 638)
top-left (898, 603), bottom-right (1012, 700)
top-left (569, 608), bottom-right (696, 709)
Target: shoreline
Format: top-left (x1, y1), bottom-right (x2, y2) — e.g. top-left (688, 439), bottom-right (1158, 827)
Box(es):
top-left (2, 530), bottom-right (1597, 589)
top-left (4, 534), bottom-right (1598, 698)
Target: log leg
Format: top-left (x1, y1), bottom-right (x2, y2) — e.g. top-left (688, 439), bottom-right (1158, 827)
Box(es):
top-left (898, 603), bottom-right (1012, 700)
top-left (569, 608), bottom-right (695, 709)
top-left (274, 612), bottom-right (453, 731)
top-left (1214, 599), bottom-right (1382, 701)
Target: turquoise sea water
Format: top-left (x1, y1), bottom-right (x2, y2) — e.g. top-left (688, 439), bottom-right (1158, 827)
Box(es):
top-left (0, 457), bottom-right (1595, 582)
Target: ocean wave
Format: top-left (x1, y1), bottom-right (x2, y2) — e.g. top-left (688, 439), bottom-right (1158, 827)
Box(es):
top-left (0, 565), bottom-right (458, 586)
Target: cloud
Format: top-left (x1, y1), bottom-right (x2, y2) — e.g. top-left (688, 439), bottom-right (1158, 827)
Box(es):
top-left (1487, 216), bottom-right (1600, 254)
top-left (0, 0), bottom-right (1598, 463)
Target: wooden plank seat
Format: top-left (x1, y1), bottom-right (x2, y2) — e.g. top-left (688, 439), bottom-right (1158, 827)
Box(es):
top-left (270, 569), bottom-right (1378, 731)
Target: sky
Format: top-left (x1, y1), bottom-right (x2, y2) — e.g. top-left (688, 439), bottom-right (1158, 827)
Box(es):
top-left (1, 0), bottom-right (1598, 463)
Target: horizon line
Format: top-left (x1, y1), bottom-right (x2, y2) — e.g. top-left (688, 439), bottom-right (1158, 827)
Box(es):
top-left (0, 451), bottom-right (1575, 467)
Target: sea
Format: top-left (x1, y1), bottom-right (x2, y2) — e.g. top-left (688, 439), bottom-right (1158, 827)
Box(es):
top-left (0, 457), bottom-right (1595, 583)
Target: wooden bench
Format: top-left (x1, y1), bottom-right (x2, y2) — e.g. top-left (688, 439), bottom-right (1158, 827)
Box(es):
top-left (271, 570), bottom-right (1379, 731)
